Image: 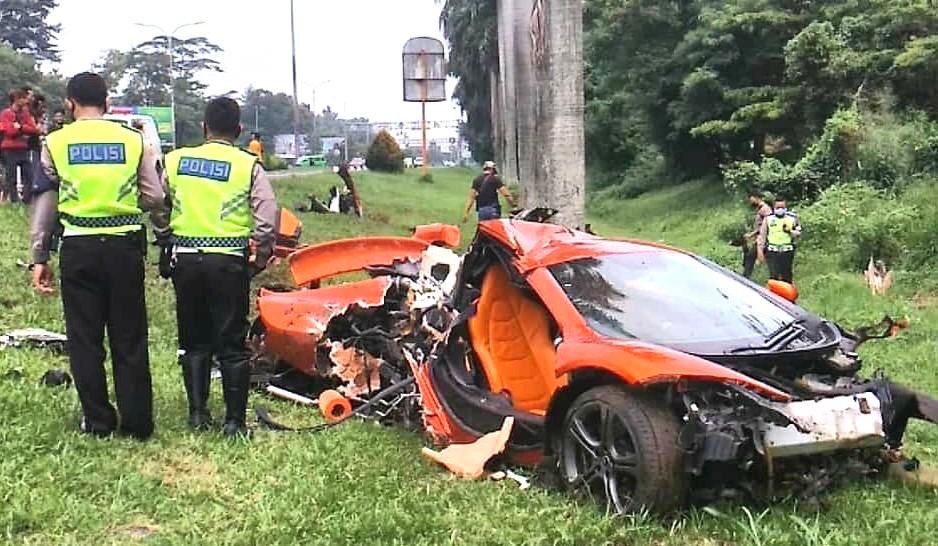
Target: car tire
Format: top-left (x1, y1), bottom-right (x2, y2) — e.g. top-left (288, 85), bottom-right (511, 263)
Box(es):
top-left (557, 385), bottom-right (686, 514)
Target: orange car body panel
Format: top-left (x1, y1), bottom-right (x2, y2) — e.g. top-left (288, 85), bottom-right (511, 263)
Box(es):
top-left (412, 223), bottom-right (462, 249)
top-left (258, 277), bottom-right (393, 374)
top-left (288, 236), bottom-right (429, 287)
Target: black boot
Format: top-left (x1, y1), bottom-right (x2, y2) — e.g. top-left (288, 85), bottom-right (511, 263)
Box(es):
top-left (181, 353), bottom-right (213, 430)
top-left (220, 358), bottom-right (251, 438)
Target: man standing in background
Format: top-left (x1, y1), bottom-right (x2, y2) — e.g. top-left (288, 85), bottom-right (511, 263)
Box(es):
top-left (742, 189), bottom-right (772, 278)
top-left (248, 132), bottom-right (264, 161)
top-left (758, 198), bottom-right (802, 283)
top-left (0, 88), bottom-right (39, 203)
top-left (461, 161), bottom-right (517, 222)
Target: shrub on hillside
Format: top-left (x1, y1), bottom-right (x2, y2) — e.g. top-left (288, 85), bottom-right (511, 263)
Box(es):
top-left (800, 183), bottom-right (919, 270)
top-left (724, 109), bottom-right (862, 201)
top-left (588, 147), bottom-right (667, 200)
top-left (366, 130), bottom-right (404, 173)
top-left (263, 154), bottom-right (287, 171)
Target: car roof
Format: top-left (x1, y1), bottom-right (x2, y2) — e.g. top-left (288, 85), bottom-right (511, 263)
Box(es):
top-left (478, 219), bottom-right (681, 271)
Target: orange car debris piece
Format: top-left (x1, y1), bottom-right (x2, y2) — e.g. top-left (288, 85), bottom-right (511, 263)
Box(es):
top-left (288, 237), bottom-right (430, 287)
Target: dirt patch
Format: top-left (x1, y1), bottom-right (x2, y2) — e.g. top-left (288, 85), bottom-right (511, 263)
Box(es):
top-left (912, 292), bottom-right (938, 310)
top-left (109, 520), bottom-right (160, 541)
top-left (140, 452), bottom-right (220, 494)
top-left (368, 211), bottom-right (392, 224)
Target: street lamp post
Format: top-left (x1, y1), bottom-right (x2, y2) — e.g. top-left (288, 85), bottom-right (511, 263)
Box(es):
top-left (135, 20), bottom-right (205, 147)
top-left (310, 79), bottom-right (332, 155)
top-left (289, 0), bottom-right (300, 159)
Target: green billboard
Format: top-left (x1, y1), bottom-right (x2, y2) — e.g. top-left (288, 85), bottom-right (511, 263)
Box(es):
top-left (110, 106), bottom-right (175, 148)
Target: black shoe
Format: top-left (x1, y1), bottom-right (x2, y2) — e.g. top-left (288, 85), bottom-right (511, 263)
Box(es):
top-left (181, 353), bottom-right (213, 430)
top-left (220, 358), bottom-right (251, 439)
top-left (79, 417), bottom-right (114, 439)
top-left (117, 426), bottom-right (153, 441)
top-left (222, 420), bottom-right (251, 438)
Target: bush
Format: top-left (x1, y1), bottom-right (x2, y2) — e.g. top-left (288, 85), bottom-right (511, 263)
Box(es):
top-left (588, 147), bottom-right (667, 200)
top-left (800, 183), bottom-right (919, 270)
top-left (263, 154), bottom-right (287, 171)
top-left (365, 130), bottom-right (405, 173)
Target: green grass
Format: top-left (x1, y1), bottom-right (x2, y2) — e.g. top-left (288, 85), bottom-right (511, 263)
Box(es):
top-left (2, 169), bottom-right (938, 545)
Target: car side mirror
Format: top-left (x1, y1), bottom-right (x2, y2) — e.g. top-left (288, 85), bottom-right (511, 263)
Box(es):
top-left (767, 279), bottom-right (798, 303)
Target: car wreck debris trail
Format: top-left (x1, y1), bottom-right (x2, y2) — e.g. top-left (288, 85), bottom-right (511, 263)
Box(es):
top-left (422, 417), bottom-right (515, 480)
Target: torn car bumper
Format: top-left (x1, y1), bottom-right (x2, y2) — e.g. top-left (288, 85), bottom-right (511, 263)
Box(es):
top-left (758, 392), bottom-right (884, 458)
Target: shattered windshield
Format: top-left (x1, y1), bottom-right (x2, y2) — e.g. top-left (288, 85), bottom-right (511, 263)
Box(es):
top-left (549, 253), bottom-right (794, 348)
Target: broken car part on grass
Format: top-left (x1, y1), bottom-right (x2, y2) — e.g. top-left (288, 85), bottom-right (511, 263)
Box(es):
top-left (251, 208), bottom-right (938, 514)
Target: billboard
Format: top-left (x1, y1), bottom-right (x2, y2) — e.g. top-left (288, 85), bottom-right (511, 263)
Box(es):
top-left (109, 106), bottom-right (175, 148)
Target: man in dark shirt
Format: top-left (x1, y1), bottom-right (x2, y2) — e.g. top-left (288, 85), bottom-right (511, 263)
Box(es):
top-left (742, 189), bottom-right (772, 278)
top-left (461, 161), bottom-right (517, 222)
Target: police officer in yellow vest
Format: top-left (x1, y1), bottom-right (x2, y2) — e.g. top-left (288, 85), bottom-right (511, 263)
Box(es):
top-left (29, 72), bottom-right (168, 439)
top-left (161, 97), bottom-right (277, 437)
top-left (757, 198), bottom-right (802, 284)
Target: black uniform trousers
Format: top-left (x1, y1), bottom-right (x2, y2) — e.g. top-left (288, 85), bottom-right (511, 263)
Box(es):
top-left (172, 253), bottom-right (250, 375)
top-left (766, 249), bottom-right (795, 283)
top-left (60, 234), bottom-right (153, 438)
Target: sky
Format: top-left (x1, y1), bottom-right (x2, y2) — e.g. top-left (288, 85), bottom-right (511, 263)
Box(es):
top-left (49, 0), bottom-right (463, 123)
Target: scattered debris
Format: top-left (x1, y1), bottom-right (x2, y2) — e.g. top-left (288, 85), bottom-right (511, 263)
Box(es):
top-left (490, 469), bottom-right (532, 490)
top-left (864, 257), bottom-right (894, 296)
top-left (0, 328), bottom-right (67, 353)
top-left (318, 389), bottom-right (352, 423)
top-left (39, 369), bottom-right (72, 388)
top-left (887, 458), bottom-right (938, 489)
top-left (295, 164), bottom-right (363, 217)
top-left (422, 417), bottom-right (514, 480)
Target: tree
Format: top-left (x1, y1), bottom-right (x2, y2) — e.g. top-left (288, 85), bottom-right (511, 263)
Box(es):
top-left (440, 0), bottom-right (499, 161)
top-left (99, 34), bottom-right (223, 146)
top-left (0, 0), bottom-right (60, 62)
top-left (528, 0), bottom-right (586, 227)
top-left (366, 130), bottom-right (405, 173)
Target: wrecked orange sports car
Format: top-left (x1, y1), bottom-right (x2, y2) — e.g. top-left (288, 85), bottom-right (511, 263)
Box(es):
top-left (252, 209), bottom-right (938, 514)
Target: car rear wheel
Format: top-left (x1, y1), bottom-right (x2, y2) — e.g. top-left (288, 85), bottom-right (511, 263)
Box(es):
top-left (558, 385), bottom-right (686, 514)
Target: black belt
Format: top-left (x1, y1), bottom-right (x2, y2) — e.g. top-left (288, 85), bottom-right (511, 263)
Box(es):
top-left (174, 236), bottom-right (250, 249)
top-left (61, 213), bottom-right (142, 229)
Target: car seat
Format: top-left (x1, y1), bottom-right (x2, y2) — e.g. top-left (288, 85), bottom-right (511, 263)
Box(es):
top-left (467, 265), bottom-right (564, 414)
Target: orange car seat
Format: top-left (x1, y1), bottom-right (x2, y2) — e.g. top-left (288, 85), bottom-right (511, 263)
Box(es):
top-left (467, 265), bottom-right (564, 415)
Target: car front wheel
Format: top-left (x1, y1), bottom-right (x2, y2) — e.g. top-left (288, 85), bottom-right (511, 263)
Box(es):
top-left (558, 385), bottom-right (686, 514)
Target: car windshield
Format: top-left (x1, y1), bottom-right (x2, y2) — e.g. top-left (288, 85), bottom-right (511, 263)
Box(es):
top-left (549, 253), bottom-right (795, 348)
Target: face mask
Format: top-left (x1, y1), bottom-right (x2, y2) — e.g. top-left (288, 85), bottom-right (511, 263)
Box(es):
top-left (774, 208), bottom-right (787, 217)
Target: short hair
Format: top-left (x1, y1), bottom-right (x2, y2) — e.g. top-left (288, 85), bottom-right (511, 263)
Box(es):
top-left (9, 88), bottom-right (27, 104)
top-left (66, 72), bottom-right (108, 109)
top-left (747, 188), bottom-right (763, 198)
top-left (52, 108), bottom-right (65, 116)
top-left (251, 132), bottom-right (260, 139)
top-left (204, 97), bottom-right (241, 138)
top-left (33, 93), bottom-right (45, 103)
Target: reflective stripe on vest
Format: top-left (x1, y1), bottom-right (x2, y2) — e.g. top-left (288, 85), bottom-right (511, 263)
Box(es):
top-left (166, 141), bottom-right (256, 255)
top-left (46, 119), bottom-right (144, 236)
top-left (766, 215), bottom-right (795, 249)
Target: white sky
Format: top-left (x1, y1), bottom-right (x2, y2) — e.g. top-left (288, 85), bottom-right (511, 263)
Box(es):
top-left (49, 0), bottom-right (463, 123)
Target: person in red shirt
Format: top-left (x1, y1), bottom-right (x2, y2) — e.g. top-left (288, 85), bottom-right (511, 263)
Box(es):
top-left (0, 88), bottom-right (39, 203)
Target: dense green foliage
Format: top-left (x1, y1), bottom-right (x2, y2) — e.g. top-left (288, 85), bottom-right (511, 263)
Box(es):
top-left (439, 0), bottom-right (497, 162)
top-left (443, 0), bottom-right (938, 196)
top-left (366, 130), bottom-right (405, 173)
top-left (0, 0), bottom-right (60, 62)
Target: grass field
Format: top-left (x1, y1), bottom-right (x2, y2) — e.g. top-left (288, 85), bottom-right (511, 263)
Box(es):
top-left (2, 168), bottom-right (938, 545)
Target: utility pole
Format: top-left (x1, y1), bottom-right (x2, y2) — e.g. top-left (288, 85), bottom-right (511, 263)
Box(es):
top-left (254, 104), bottom-right (259, 132)
top-left (289, 0), bottom-right (300, 158)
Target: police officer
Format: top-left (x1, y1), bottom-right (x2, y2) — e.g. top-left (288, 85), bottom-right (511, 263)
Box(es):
top-left (757, 198), bottom-right (802, 283)
top-left (30, 72), bottom-right (168, 439)
top-left (161, 97), bottom-right (277, 437)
